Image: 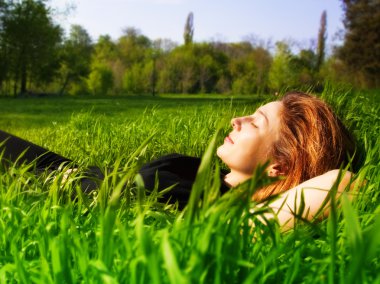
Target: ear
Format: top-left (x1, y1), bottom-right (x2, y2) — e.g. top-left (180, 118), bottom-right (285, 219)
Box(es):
top-left (267, 163), bottom-right (287, 177)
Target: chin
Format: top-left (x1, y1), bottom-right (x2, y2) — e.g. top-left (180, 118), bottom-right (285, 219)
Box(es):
top-left (216, 145), bottom-right (224, 159)
top-left (216, 145), bottom-right (230, 167)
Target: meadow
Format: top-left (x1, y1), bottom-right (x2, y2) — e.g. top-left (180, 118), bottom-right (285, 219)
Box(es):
top-left (0, 89), bottom-right (379, 283)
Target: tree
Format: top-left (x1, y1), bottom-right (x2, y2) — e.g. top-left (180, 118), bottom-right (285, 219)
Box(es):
top-left (157, 50), bottom-right (183, 93)
top-left (268, 42), bottom-right (297, 91)
top-left (93, 35), bottom-right (118, 62)
top-left (156, 43), bottom-right (229, 94)
top-left (150, 49), bottom-right (158, 96)
top-left (292, 49), bottom-right (318, 87)
top-left (2, 0), bottom-right (62, 95)
top-left (0, 0), bottom-right (7, 35)
top-left (89, 35), bottom-right (119, 93)
top-left (59, 24), bottom-right (92, 95)
top-left (87, 63), bottom-right (114, 96)
top-left (116, 27), bottom-right (153, 95)
top-left (337, 0), bottom-right (380, 88)
top-left (0, 1), bottom-right (9, 93)
top-left (183, 12), bottom-right (194, 45)
top-left (117, 27), bottom-right (151, 68)
top-left (123, 63), bottom-right (149, 94)
top-left (227, 43), bottom-right (272, 94)
top-left (316, 10), bottom-right (327, 71)
top-left (152, 38), bottom-right (177, 53)
top-left (0, 1), bottom-right (8, 33)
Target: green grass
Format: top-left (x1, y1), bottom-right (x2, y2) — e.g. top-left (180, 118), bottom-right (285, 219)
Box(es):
top-left (0, 91), bottom-right (379, 283)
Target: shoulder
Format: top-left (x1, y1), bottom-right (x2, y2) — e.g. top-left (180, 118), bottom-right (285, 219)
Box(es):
top-left (137, 153), bottom-right (202, 209)
top-left (138, 153), bottom-right (201, 189)
top-left (139, 153), bottom-right (201, 173)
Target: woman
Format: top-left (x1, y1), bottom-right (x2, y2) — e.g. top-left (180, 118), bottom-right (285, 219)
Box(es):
top-left (0, 92), bottom-right (358, 229)
top-left (217, 92), bottom-right (358, 228)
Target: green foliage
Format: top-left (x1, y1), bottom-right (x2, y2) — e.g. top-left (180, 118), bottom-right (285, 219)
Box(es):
top-left (157, 44), bottom-right (229, 94)
top-left (0, 0), bottom-right (378, 96)
top-left (117, 27), bottom-right (151, 68)
top-left (183, 12), bottom-right (194, 46)
top-left (123, 63), bottom-right (151, 95)
top-left (59, 24), bottom-right (93, 95)
top-left (337, 0), bottom-right (380, 88)
top-left (269, 42), bottom-right (297, 91)
top-left (229, 44), bottom-right (272, 95)
top-left (316, 10), bottom-right (327, 71)
top-left (269, 42), bottom-right (321, 92)
top-left (1, 0), bottom-right (62, 95)
top-left (0, 89), bottom-right (379, 282)
top-left (87, 64), bottom-right (114, 96)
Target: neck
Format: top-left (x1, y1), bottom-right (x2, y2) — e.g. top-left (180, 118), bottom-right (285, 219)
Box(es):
top-left (224, 170), bottom-right (252, 187)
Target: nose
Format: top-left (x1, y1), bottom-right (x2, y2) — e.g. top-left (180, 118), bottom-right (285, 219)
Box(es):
top-left (231, 117), bottom-right (241, 130)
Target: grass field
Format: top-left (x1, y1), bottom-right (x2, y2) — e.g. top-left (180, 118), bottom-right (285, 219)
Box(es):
top-left (0, 90), bottom-right (379, 283)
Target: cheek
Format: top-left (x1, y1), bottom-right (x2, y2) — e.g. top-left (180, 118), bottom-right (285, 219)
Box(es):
top-left (217, 132), bottom-right (274, 173)
top-left (237, 133), bottom-right (261, 156)
top-left (217, 136), bottom-right (260, 170)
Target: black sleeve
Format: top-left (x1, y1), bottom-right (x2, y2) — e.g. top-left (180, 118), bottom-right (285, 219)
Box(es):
top-left (0, 130), bottom-right (72, 170)
top-left (0, 130), bottom-right (104, 195)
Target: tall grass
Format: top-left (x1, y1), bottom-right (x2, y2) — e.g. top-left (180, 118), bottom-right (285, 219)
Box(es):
top-left (0, 91), bottom-right (379, 283)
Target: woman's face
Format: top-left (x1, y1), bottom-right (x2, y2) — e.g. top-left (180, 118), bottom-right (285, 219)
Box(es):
top-left (217, 101), bottom-right (283, 175)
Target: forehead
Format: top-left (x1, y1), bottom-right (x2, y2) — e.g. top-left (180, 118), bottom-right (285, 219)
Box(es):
top-left (258, 101), bottom-right (283, 118)
top-left (259, 102), bottom-right (283, 137)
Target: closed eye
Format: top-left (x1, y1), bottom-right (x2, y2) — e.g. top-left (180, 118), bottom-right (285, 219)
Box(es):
top-left (249, 116), bottom-right (259, 128)
top-left (251, 122), bottom-right (258, 128)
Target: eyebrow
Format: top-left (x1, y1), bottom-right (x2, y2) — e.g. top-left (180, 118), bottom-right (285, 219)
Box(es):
top-left (258, 109), bottom-right (269, 125)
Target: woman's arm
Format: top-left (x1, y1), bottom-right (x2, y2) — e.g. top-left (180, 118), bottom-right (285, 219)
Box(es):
top-left (262, 169), bottom-right (355, 230)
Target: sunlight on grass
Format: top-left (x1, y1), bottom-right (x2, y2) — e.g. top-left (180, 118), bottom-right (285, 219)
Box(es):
top-left (0, 91), bottom-right (379, 282)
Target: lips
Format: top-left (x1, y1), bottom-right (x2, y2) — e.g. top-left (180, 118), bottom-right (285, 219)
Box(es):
top-left (225, 135), bottom-right (234, 144)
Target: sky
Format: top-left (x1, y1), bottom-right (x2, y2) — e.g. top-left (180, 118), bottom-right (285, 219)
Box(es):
top-left (53, 0), bottom-right (344, 48)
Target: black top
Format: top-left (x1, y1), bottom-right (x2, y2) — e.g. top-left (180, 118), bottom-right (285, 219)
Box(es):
top-left (0, 130), bottom-right (229, 207)
top-left (138, 153), bottom-right (230, 208)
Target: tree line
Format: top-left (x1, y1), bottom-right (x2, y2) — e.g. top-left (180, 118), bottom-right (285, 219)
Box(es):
top-left (0, 0), bottom-right (378, 97)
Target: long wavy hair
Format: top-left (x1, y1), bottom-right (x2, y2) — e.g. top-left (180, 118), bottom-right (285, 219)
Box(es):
top-left (253, 91), bottom-right (357, 202)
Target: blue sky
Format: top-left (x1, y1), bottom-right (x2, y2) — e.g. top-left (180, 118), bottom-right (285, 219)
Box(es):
top-left (54, 0), bottom-right (344, 47)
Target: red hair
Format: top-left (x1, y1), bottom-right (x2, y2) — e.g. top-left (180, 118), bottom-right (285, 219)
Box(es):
top-left (253, 92), bottom-right (357, 201)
